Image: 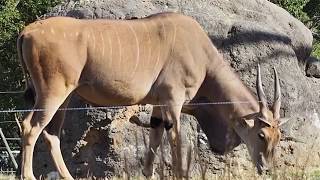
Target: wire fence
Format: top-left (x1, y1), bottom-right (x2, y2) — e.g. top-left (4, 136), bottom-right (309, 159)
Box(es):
top-left (0, 89), bottom-right (318, 174)
top-left (0, 89), bottom-right (262, 173)
top-left (0, 89), bottom-right (265, 113)
top-left (0, 100), bottom-right (261, 114)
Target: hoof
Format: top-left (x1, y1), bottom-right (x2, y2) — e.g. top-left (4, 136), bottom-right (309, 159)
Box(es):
top-left (61, 177), bottom-right (75, 180)
top-left (142, 167), bottom-right (154, 179)
top-left (21, 176), bottom-right (36, 180)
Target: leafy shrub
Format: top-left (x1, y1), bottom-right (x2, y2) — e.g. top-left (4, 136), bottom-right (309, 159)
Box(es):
top-left (272, 0), bottom-right (310, 22)
top-left (0, 0), bottom-right (61, 145)
top-left (271, 0), bottom-right (320, 58)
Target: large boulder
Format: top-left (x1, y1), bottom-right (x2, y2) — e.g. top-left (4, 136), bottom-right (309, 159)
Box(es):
top-left (33, 0), bottom-right (320, 178)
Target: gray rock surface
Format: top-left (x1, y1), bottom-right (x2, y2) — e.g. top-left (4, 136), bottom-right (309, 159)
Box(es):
top-left (33, 0), bottom-right (320, 178)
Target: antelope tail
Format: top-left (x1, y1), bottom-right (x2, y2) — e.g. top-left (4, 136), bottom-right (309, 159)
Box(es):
top-left (17, 33), bottom-right (35, 106)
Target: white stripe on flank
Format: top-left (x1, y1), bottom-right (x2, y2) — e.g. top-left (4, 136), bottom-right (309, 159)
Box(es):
top-left (100, 31), bottom-right (105, 57)
top-left (91, 29), bottom-right (96, 50)
top-left (142, 22), bottom-right (152, 69)
top-left (115, 27), bottom-right (122, 72)
top-left (153, 38), bottom-right (161, 76)
top-left (108, 30), bottom-right (113, 67)
top-left (166, 17), bottom-right (177, 48)
top-left (152, 20), bottom-right (161, 75)
top-left (127, 23), bottom-right (140, 79)
top-left (160, 20), bottom-right (166, 41)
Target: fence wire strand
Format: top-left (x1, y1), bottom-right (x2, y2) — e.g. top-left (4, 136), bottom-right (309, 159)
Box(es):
top-left (0, 101), bottom-right (259, 114)
top-left (0, 91), bottom-right (24, 94)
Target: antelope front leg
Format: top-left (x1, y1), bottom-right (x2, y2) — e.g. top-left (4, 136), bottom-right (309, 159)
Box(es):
top-left (161, 103), bottom-right (188, 178)
top-left (143, 110), bottom-right (164, 177)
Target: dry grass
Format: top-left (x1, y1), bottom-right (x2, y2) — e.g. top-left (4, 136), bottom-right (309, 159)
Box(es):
top-left (78, 137), bottom-right (320, 180)
top-left (2, 138), bottom-right (320, 180)
top-left (0, 173), bottom-right (16, 180)
top-left (2, 141), bottom-right (320, 180)
top-left (2, 125), bottom-right (320, 179)
top-left (0, 161), bottom-right (319, 179)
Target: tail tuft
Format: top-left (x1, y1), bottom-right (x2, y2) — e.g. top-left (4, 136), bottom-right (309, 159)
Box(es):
top-left (24, 84), bottom-right (35, 107)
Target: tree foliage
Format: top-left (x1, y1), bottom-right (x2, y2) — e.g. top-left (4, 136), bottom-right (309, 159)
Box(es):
top-left (304, 0), bottom-right (320, 49)
top-left (272, 0), bottom-right (310, 21)
top-left (0, 0), bottom-right (60, 142)
top-left (271, 0), bottom-right (320, 58)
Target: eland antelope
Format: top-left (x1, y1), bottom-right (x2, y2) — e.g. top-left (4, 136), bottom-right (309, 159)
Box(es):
top-left (17, 12), bottom-right (285, 179)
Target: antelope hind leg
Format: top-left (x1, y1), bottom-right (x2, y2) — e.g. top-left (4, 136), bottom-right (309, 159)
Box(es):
top-left (21, 96), bottom-right (68, 180)
top-left (42, 96), bottom-right (74, 179)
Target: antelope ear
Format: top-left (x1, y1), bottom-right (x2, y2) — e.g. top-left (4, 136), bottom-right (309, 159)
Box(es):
top-left (239, 118), bottom-right (254, 128)
top-left (278, 117), bottom-right (290, 126)
top-left (257, 117), bottom-right (272, 127)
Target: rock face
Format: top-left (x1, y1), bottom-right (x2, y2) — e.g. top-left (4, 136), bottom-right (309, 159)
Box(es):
top-left (33, 0), bottom-right (320, 178)
top-left (306, 57), bottom-right (320, 78)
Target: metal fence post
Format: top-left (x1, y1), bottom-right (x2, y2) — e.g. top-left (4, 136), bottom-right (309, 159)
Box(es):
top-left (0, 128), bottom-right (18, 169)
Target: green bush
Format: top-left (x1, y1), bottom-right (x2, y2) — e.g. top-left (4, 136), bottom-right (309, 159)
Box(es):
top-left (304, 0), bottom-right (320, 58)
top-left (0, 0), bottom-right (26, 142)
top-left (0, 0), bottom-right (60, 144)
top-left (311, 41), bottom-right (320, 58)
top-left (273, 0), bottom-right (310, 22)
top-left (272, 0), bottom-right (320, 58)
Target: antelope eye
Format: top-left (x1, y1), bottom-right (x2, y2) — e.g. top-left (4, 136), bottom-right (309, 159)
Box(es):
top-left (258, 132), bottom-right (265, 140)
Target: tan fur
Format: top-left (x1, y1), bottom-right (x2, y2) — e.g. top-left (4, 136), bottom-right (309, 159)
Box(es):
top-left (17, 13), bottom-right (283, 179)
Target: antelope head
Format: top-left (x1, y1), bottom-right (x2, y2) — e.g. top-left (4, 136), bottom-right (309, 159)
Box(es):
top-left (237, 65), bottom-right (286, 174)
